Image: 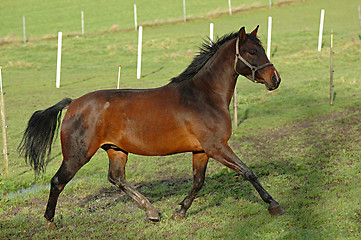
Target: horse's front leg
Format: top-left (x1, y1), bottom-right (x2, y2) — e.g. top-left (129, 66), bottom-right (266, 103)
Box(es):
top-left (172, 151), bottom-right (209, 220)
top-left (207, 144), bottom-right (285, 215)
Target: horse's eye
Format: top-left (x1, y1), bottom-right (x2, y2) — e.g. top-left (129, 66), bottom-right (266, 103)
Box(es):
top-left (248, 49), bottom-right (257, 55)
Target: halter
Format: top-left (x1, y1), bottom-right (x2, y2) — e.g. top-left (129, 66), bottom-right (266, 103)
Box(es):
top-left (234, 37), bottom-right (274, 83)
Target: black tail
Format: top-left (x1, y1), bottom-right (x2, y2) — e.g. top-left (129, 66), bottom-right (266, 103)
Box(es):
top-left (18, 98), bottom-right (73, 175)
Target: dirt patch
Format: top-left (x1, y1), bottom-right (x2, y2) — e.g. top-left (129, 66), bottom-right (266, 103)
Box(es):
top-left (231, 107), bottom-right (361, 164)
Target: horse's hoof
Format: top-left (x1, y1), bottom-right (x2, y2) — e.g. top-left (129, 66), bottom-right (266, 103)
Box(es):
top-left (47, 221), bottom-right (57, 230)
top-left (146, 210), bottom-right (160, 222)
top-left (268, 202), bottom-right (285, 215)
top-left (148, 216), bottom-right (160, 222)
top-left (171, 210), bottom-right (185, 221)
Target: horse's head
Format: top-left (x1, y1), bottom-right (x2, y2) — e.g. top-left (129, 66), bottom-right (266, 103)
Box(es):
top-left (234, 26), bottom-right (281, 91)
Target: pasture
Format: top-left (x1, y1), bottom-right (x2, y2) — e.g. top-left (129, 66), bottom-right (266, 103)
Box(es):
top-left (0, 0), bottom-right (360, 239)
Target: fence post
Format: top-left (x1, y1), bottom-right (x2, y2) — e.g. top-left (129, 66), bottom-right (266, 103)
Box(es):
top-left (183, 0), bottom-right (187, 23)
top-left (209, 23), bottom-right (214, 45)
top-left (318, 9), bottom-right (325, 51)
top-left (56, 32), bottom-right (62, 88)
top-left (267, 16), bottom-right (272, 59)
top-left (23, 16), bottom-right (26, 43)
top-left (228, 0), bottom-right (232, 16)
top-left (357, 6), bottom-right (361, 39)
top-left (134, 4), bottom-right (138, 31)
top-left (330, 31), bottom-right (334, 105)
top-left (117, 65), bottom-right (122, 89)
top-left (0, 67), bottom-right (9, 179)
top-left (233, 88), bottom-right (237, 128)
top-left (81, 10), bottom-right (84, 35)
top-left (137, 26), bottom-right (143, 79)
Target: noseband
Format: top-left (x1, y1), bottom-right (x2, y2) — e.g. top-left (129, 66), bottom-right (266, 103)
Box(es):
top-left (234, 37), bottom-right (273, 83)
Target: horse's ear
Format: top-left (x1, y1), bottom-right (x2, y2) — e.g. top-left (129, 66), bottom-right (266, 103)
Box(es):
top-left (239, 27), bottom-right (247, 42)
top-left (251, 25), bottom-right (259, 37)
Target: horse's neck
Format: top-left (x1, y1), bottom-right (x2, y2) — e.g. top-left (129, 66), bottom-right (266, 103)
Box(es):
top-left (192, 39), bottom-right (238, 106)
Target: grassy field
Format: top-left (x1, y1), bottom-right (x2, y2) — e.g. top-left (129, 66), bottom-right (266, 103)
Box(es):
top-left (1, 0), bottom-right (361, 239)
top-left (1, 0), bottom-right (285, 41)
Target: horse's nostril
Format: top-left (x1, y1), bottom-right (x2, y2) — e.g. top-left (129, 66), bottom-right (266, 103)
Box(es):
top-left (272, 74), bottom-right (281, 85)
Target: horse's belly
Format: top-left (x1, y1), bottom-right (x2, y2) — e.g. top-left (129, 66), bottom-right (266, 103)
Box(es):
top-left (113, 126), bottom-right (203, 156)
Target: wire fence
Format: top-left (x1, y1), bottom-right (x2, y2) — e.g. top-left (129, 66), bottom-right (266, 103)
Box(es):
top-left (0, 0), bottom-right (305, 43)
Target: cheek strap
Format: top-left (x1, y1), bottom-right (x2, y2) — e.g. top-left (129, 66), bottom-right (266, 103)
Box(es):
top-left (234, 37), bottom-right (273, 83)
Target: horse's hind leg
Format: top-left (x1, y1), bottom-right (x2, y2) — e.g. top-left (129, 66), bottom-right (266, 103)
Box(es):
top-left (105, 147), bottom-right (159, 221)
top-left (44, 123), bottom-right (97, 229)
top-left (44, 154), bottom-right (91, 229)
top-left (172, 151), bottom-right (209, 220)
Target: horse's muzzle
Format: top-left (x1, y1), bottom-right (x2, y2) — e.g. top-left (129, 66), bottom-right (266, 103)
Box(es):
top-left (267, 71), bottom-right (281, 90)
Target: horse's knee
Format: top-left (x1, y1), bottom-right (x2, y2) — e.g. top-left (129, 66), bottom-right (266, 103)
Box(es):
top-left (50, 175), bottom-right (66, 193)
top-left (50, 175), bottom-right (60, 186)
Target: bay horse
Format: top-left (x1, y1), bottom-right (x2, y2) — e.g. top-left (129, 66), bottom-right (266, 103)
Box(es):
top-left (19, 26), bottom-right (284, 229)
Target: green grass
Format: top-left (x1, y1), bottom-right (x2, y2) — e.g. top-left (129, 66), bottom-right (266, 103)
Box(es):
top-left (1, 0), bottom-right (361, 239)
top-left (1, 0), bottom-right (280, 41)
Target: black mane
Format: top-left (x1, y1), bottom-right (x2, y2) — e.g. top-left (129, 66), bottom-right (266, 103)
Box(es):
top-left (170, 30), bottom-right (260, 83)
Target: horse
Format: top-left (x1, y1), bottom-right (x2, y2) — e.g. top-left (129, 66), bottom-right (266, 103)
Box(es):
top-left (19, 26), bottom-right (283, 229)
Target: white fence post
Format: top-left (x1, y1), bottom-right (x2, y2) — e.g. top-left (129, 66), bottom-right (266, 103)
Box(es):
top-left (210, 23), bottom-right (214, 45)
top-left (183, 0), bottom-right (187, 23)
top-left (267, 16), bottom-right (272, 59)
top-left (228, 0), bottom-right (232, 16)
top-left (134, 4), bottom-right (138, 30)
top-left (56, 32), bottom-right (62, 88)
top-left (81, 10), bottom-right (84, 35)
top-left (318, 9), bottom-right (325, 51)
top-left (117, 65), bottom-right (122, 89)
top-left (137, 26), bottom-right (143, 79)
top-left (23, 16), bottom-right (26, 43)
